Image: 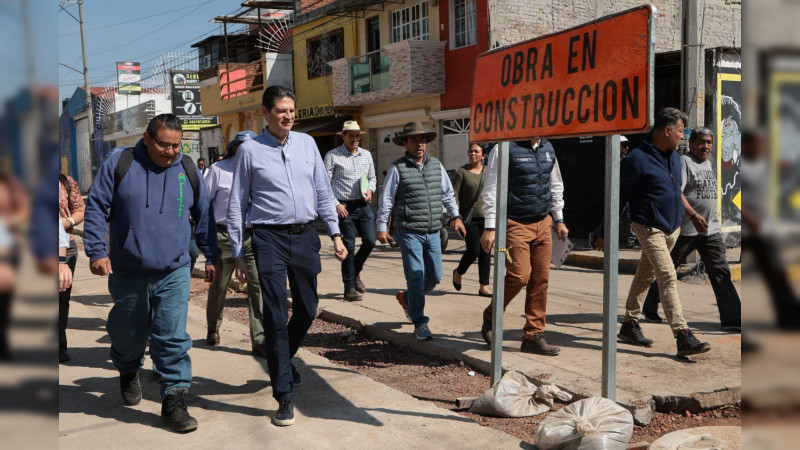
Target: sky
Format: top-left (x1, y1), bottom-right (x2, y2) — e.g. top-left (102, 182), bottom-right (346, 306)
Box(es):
top-left (0, 0), bottom-right (58, 101)
top-left (58, 0), bottom-right (241, 108)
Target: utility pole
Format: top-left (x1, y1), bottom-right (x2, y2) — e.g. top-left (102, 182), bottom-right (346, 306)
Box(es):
top-left (681, 0), bottom-right (704, 264)
top-left (681, 0), bottom-right (705, 129)
top-left (60, 1), bottom-right (93, 131)
top-left (77, 0), bottom-right (93, 132)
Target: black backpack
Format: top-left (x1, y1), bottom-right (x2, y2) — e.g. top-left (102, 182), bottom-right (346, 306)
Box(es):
top-left (113, 147), bottom-right (200, 207)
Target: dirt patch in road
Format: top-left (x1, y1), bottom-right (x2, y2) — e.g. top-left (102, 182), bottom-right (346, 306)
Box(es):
top-left (189, 279), bottom-right (740, 445)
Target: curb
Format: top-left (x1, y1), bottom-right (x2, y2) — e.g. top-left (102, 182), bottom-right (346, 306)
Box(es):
top-left (312, 305), bottom-right (738, 426)
top-left (563, 253), bottom-right (640, 274)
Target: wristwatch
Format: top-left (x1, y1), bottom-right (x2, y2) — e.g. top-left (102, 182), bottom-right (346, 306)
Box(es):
top-left (330, 233), bottom-right (342, 240)
top-left (59, 256), bottom-right (68, 264)
top-left (689, 212), bottom-right (698, 218)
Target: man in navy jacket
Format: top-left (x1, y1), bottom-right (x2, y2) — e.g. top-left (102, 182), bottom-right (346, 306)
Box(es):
top-left (595, 107), bottom-right (710, 357)
top-left (84, 114), bottom-right (217, 432)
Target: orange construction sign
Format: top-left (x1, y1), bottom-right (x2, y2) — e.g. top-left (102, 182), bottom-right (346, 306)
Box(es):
top-left (469, 5), bottom-right (655, 143)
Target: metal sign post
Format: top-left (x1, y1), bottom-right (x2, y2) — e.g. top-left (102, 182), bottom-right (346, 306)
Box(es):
top-left (490, 141), bottom-right (510, 386)
top-left (469, 5), bottom-right (656, 394)
top-left (601, 135), bottom-right (621, 400)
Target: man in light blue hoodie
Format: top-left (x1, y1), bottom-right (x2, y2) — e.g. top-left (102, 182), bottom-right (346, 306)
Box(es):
top-left (83, 113), bottom-right (217, 433)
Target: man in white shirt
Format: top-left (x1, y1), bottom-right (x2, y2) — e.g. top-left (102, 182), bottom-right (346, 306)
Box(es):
top-left (204, 131), bottom-right (265, 354)
top-left (480, 139), bottom-right (568, 356)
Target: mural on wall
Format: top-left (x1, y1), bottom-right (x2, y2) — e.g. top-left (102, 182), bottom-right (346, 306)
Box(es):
top-left (771, 71), bottom-right (800, 221)
top-left (716, 73), bottom-right (742, 232)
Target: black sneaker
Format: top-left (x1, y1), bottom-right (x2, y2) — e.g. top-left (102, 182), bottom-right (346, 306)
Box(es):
top-left (161, 388), bottom-right (198, 432)
top-left (642, 312), bottom-right (664, 323)
top-left (120, 372), bottom-right (142, 405)
top-left (675, 329), bottom-right (711, 357)
top-left (721, 323), bottom-right (741, 332)
top-left (291, 364), bottom-right (302, 386)
top-left (618, 320), bottom-right (654, 347)
top-left (272, 399), bottom-right (295, 426)
top-left (480, 317), bottom-right (492, 347)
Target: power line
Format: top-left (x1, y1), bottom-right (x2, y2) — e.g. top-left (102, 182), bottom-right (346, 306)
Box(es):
top-left (59, 1), bottom-right (222, 37)
top-left (86, 0), bottom-right (221, 58)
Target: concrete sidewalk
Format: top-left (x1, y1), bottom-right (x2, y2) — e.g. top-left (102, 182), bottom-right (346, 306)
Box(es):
top-left (312, 236), bottom-right (741, 424)
top-left (59, 252), bottom-right (525, 448)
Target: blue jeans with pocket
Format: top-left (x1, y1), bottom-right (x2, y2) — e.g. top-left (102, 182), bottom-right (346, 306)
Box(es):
top-left (395, 227), bottom-right (442, 326)
top-left (107, 267), bottom-right (192, 398)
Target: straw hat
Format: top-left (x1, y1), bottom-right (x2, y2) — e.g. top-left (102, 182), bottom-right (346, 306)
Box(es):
top-left (337, 120), bottom-right (366, 135)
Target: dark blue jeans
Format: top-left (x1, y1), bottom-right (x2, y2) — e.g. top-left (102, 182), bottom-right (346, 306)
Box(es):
top-left (106, 267), bottom-right (192, 398)
top-left (251, 227), bottom-right (321, 402)
top-left (338, 200), bottom-right (376, 290)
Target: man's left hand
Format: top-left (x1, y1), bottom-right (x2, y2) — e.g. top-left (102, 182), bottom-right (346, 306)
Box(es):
top-left (451, 217), bottom-right (466, 238)
top-left (333, 236), bottom-right (348, 261)
top-left (204, 264), bottom-right (217, 284)
top-left (554, 222), bottom-right (569, 240)
top-left (364, 189), bottom-right (373, 204)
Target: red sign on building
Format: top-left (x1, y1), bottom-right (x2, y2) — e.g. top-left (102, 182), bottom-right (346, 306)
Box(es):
top-left (470, 5), bottom-right (655, 142)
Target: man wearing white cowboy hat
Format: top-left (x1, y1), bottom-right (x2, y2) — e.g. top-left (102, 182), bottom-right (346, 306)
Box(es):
top-left (324, 120), bottom-right (377, 302)
top-left (377, 121), bottom-right (466, 341)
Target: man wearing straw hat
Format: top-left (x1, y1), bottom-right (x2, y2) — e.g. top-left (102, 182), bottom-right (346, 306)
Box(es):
top-left (324, 121), bottom-right (377, 302)
top-left (377, 121), bottom-right (466, 341)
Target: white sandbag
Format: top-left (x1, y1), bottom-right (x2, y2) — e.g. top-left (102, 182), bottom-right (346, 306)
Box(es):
top-left (469, 371), bottom-right (572, 417)
top-left (535, 396), bottom-right (634, 450)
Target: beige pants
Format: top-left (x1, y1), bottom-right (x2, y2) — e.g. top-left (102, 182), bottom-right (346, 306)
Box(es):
top-left (625, 223), bottom-right (688, 333)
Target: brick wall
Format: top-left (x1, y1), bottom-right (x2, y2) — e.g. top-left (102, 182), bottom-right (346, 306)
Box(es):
top-left (489, 0), bottom-right (740, 52)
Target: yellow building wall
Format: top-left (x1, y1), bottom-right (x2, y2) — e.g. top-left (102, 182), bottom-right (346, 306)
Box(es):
top-left (293, 15), bottom-right (359, 115)
top-left (199, 81), bottom-right (263, 119)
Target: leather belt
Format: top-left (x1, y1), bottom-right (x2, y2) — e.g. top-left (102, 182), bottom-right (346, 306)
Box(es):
top-left (255, 222), bottom-right (314, 234)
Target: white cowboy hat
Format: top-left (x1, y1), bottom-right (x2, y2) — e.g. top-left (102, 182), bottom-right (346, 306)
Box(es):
top-left (337, 120), bottom-right (366, 135)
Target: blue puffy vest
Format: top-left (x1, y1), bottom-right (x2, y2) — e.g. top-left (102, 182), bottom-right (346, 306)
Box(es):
top-left (507, 140), bottom-right (556, 221)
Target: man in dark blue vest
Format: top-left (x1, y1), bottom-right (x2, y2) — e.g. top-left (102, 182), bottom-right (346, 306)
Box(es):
top-left (377, 122), bottom-right (466, 341)
top-left (480, 139), bottom-right (568, 356)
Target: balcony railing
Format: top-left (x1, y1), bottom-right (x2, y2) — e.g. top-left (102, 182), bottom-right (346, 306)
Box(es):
top-left (349, 50), bottom-right (390, 95)
top-left (219, 61), bottom-right (264, 100)
top-left (330, 40), bottom-right (446, 107)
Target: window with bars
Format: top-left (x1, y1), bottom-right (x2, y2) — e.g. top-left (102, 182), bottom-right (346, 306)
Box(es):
top-left (306, 28), bottom-right (345, 79)
top-left (391, 1), bottom-right (429, 43)
top-left (442, 118), bottom-right (470, 135)
top-left (452, 0), bottom-right (476, 49)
